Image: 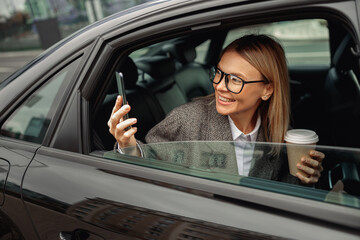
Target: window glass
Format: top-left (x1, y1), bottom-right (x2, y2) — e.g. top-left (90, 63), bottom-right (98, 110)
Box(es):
top-left (225, 19), bottom-right (330, 66)
top-left (0, 58), bottom-right (81, 144)
top-left (104, 141), bottom-right (360, 209)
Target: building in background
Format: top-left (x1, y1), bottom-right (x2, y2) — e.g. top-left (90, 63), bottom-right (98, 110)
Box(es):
top-left (0, 0), bottom-right (149, 51)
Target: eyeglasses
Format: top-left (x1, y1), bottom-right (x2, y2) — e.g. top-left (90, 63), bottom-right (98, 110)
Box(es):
top-left (209, 66), bottom-right (267, 94)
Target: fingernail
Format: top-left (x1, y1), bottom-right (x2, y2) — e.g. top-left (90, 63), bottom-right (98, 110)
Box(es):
top-left (124, 105), bottom-right (130, 110)
top-left (117, 95), bottom-right (121, 101)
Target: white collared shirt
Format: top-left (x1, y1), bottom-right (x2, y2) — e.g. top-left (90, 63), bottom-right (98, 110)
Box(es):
top-left (228, 115), bottom-right (261, 176)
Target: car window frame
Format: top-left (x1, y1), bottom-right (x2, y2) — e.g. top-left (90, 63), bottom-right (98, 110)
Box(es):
top-left (84, 6), bottom-right (360, 155)
top-left (42, 52), bottom-right (88, 147)
top-left (0, 53), bottom-right (85, 146)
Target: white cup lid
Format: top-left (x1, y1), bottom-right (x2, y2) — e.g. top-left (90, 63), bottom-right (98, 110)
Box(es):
top-left (284, 129), bottom-right (319, 144)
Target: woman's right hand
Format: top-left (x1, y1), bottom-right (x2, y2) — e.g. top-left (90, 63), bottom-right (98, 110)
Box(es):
top-left (108, 95), bottom-right (138, 149)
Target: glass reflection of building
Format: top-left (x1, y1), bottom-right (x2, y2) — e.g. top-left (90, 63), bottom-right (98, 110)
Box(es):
top-left (0, 0), bottom-right (149, 51)
top-left (67, 198), bottom-right (188, 240)
top-left (67, 198), bottom-right (272, 240)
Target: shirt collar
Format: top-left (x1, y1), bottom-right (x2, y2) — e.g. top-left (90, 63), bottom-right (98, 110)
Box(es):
top-left (228, 114), bottom-right (261, 142)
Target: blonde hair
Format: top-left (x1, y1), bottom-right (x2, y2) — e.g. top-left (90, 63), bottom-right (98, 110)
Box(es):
top-left (222, 34), bottom-right (290, 145)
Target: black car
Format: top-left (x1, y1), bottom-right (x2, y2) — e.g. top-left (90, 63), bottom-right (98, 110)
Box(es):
top-left (0, 0), bottom-right (360, 239)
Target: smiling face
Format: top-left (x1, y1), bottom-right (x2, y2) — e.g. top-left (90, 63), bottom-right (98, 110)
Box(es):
top-left (214, 50), bottom-right (273, 127)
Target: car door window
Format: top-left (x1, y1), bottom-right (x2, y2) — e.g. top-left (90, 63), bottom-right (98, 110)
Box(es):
top-left (0, 58), bottom-right (81, 144)
top-left (104, 141), bottom-right (360, 210)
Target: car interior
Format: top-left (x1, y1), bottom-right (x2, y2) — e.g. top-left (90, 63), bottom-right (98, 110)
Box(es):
top-left (91, 17), bottom-right (360, 193)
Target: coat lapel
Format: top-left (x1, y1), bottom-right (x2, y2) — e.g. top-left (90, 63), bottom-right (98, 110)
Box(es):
top-left (197, 99), bottom-right (238, 174)
top-left (204, 100), bottom-right (233, 141)
top-left (248, 129), bottom-right (280, 180)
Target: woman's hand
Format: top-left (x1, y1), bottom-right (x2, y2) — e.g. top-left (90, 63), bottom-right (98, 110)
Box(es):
top-left (296, 150), bottom-right (325, 184)
top-left (108, 95), bottom-right (138, 149)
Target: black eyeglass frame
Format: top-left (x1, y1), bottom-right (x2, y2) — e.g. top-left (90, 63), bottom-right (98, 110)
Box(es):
top-left (210, 66), bottom-right (267, 94)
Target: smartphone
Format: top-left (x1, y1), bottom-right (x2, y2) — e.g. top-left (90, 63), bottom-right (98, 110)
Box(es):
top-left (115, 71), bottom-right (131, 130)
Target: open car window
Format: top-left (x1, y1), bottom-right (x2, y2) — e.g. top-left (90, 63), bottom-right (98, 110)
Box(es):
top-left (104, 141), bottom-right (360, 210)
top-left (92, 14), bottom-right (360, 217)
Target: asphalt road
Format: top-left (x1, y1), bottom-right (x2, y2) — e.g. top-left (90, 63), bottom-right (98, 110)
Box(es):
top-left (0, 50), bottom-right (42, 83)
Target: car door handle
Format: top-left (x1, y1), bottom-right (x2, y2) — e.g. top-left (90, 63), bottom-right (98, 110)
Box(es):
top-left (59, 230), bottom-right (90, 240)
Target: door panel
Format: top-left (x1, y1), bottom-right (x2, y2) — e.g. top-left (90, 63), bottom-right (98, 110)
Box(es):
top-left (0, 157), bottom-right (9, 206)
top-left (21, 147), bottom-right (288, 239)
top-left (21, 146), bottom-right (360, 240)
top-left (0, 139), bottom-right (40, 240)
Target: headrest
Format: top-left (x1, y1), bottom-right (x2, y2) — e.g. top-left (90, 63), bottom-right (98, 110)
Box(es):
top-left (162, 43), bottom-right (196, 64)
top-left (135, 56), bottom-right (176, 79)
top-left (117, 57), bottom-right (138, 89)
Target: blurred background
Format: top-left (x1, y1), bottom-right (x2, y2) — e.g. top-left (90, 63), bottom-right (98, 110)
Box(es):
top-left (0, 0), bottom-right (150, 81)
top-left (0, 0), bottom-right (329, 83)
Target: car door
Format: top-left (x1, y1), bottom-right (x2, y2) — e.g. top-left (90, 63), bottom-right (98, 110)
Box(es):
top-left (0, 140), bottom-right (38, 239)
top-left (27, 142), bottom-right (307, 239)
top-left (22, 140), bottom-right (360, 239)
top-left (0, 55), bottom-right (83, 239)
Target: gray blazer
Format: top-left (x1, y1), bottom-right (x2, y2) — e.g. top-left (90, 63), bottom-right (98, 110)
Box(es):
top-left (145, 97), bottom-right (300, 184)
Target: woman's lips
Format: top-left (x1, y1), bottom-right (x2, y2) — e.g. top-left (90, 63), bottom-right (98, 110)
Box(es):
top-left (218, 95), bottom-right (235, 104)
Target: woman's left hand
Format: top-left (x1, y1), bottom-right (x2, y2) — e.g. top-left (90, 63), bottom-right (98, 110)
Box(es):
top-left (296, 150), bottom-right (325, 184)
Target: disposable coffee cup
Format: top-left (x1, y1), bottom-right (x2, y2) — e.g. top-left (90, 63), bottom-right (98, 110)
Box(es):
top-left (284, 129), bottom-right (319, 176)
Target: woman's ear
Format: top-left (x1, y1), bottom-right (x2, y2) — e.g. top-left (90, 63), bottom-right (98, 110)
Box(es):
top-left (261, 83), bottom-right (273, 101)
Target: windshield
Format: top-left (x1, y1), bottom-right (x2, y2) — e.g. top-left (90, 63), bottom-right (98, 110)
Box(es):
top-left (104, 141), bottom-right (360, 209)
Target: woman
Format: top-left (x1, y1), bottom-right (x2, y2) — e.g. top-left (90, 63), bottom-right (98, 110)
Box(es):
top-left (108, 34), bottom-right (324, 185)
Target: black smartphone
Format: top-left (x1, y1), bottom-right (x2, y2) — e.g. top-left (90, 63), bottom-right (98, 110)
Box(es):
top-left (115, 71), bottom-right (131, 130)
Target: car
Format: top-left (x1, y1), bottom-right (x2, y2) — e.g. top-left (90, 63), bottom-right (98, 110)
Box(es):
top-left (0, 0), bottom-right (360, 239)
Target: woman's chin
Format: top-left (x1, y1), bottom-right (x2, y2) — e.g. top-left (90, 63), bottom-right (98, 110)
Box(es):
top-left (215, 104), bottom-right (232, 116)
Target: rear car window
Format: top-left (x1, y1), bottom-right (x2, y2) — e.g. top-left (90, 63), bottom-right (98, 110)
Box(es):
top-left (0, 58), bottom-right (81, 144)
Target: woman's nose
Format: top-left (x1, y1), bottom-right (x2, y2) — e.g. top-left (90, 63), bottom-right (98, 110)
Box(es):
top-left (214, 77), bottom-right (228, 91)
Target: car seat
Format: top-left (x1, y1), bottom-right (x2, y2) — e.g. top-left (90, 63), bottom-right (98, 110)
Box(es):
top-left (136, 55), bottom-right (188, 115)
top-left (162, 42), bottom-right (214, 101)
